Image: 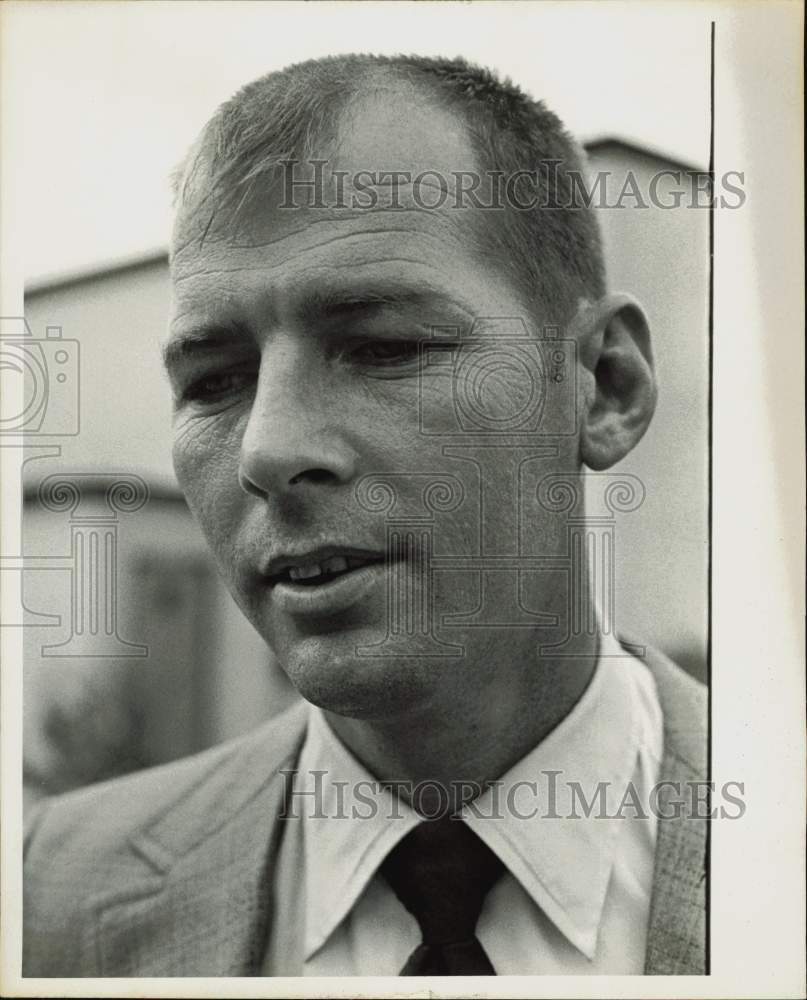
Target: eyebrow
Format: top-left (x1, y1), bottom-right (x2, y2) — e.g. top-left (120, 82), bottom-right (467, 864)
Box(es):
top-left (161, 325), bottom-right (250, 370)
top-left (162, 282), bottom-right (474, 369)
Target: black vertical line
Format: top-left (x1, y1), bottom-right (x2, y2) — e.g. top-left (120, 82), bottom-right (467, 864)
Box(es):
top-left (706, 17), bottom-right (715, 977)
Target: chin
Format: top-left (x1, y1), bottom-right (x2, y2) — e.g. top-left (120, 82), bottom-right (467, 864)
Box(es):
top-left (276, 633), bottom-right (443, 721)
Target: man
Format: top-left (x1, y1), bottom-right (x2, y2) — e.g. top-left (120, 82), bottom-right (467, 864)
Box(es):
top-left (24, 54), bottom-right (706, 977)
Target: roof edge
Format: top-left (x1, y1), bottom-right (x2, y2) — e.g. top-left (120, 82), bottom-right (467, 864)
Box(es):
top-left (25, 246), bottom-right (170, 297)
top-left (583, 134), bottom-right (707, 174)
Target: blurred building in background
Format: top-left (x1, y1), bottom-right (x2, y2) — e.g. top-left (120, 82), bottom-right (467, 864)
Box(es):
top-left (20, 140), bottom-right (709, 807)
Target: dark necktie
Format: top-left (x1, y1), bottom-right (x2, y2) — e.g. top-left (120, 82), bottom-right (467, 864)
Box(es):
top-left (381, 816), bottom-right (505, 975)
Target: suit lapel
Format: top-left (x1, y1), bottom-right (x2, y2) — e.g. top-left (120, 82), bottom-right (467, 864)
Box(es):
top-left (635, 642), bottom-right (708, 975)
top-left (643, 747), bottom-right (707, 975)
top-left (92, 702), bottom-right (309, 976)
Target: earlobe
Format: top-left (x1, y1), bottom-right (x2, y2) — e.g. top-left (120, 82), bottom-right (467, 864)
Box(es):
top-left (577, 294), bottom-right (657, 471)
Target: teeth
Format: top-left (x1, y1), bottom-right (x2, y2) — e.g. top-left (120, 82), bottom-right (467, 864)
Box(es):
top-left (286, 555), bottom-right (356, 582)
top-left (289, 563), bottom-right (322, 581)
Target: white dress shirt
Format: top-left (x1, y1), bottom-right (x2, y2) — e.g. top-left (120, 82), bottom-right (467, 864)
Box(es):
top-left (263, 629), bottom-right (663, 975)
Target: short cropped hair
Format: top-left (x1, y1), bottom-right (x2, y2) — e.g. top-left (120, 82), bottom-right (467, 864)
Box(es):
top-left (174, 54), bottom-right (606, 323)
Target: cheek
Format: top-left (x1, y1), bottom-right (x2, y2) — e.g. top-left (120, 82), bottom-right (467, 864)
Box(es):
top-left (171, 413), bottom-right (245, 553)
top-left (415, 372), bottom-right (458, 434)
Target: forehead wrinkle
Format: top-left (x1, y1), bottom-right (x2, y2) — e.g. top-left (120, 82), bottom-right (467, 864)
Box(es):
top-left (173, 195), bottom-right (476, 263)
top-left (171, 218), bottom-right (478, 293)
top-left (230, 223), bottom-right (431, 256)
top-left (174, 202), bottom-right (417, 253)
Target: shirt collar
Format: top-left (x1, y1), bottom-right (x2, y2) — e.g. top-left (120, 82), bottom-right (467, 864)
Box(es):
top-left (296, 708), bottom-right (420, 959)
top-left (462, 627), bottom-right (645, 959)
top-left (297, 628), bottom-right (648, 962)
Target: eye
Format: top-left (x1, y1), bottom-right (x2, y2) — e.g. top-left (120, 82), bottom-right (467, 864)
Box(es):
top-left (346, 339), bottom-right (422, 367)
top-left (181, 368), bottom-right (256, 407)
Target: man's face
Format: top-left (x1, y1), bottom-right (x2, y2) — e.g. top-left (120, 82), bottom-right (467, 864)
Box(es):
top-left (166, 95), bottom-right (583, 719)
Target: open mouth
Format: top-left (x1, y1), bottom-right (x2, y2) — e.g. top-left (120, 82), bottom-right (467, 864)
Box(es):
top-left (269, 553), bottom-right (385, 588)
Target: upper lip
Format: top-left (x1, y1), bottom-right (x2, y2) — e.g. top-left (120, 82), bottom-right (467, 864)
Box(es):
top-left (262, 545), bottom-right (386, 581)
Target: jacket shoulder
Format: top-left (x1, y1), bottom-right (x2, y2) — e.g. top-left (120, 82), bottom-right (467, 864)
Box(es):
top-left (23, 701), bottom-right (308, 975)
top-left (621, 634), bottom-right (707, 778)
top-left (621, 641), bottom-right (709, 975)
top-left (26, 701), bottom-right (306, 863)
top-left (28, 735), bottom-right (242, 862)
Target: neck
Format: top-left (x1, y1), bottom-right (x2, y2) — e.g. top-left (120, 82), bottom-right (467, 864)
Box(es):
top-left (324, 626), bottom-right (598, 816)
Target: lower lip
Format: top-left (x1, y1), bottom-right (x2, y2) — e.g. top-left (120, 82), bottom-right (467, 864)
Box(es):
top-left (270, 561), bottom-right (391, 616)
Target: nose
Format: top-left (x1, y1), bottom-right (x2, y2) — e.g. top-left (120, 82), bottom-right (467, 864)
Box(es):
top-left (238, 345), bottom-right (357, 498)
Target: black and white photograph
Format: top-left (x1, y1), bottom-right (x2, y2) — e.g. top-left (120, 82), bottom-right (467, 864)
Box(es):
top-left (0, 2), bottom-right (803, 997)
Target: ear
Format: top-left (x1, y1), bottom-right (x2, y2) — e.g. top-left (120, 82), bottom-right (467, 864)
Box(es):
top-left (575, 294), bottom-right (657, 471)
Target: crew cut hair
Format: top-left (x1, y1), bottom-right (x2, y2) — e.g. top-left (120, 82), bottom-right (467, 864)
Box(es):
top-left (174, 53), bottom-right (606, 323)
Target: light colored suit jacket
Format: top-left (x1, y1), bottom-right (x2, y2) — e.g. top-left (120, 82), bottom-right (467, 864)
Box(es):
top-left (23, 640), bottom-right (707, 977)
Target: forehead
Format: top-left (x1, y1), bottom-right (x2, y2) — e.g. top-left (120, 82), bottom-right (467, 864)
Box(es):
top-left (332, 88), bottom-right (479, 177)
top-left (169, 93), bottom-right (515, 331)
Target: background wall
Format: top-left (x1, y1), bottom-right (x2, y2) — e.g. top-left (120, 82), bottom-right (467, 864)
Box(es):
top-left (20, 141), bottom-right (709, 803)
